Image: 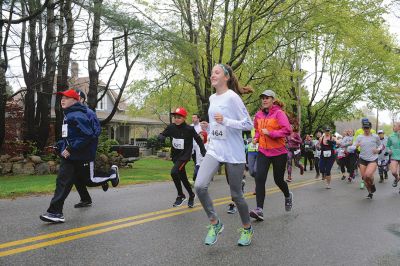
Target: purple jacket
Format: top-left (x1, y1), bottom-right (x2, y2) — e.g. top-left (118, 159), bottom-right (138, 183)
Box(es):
top-left (287, 132), bottom-right (302, 149)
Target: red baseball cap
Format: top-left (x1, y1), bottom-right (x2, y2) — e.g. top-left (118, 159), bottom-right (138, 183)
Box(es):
top-left (56, 89), bottom-right (80, 101)
top-left (171, 107), bottom-right (188, 117)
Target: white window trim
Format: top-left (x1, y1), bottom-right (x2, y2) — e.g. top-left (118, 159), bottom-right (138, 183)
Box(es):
top-left (97, 93), bottom-right (107, 111)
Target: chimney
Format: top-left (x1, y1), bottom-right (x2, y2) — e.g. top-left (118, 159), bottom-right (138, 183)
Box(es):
top-left (71, 61), bottom-right (79, 79)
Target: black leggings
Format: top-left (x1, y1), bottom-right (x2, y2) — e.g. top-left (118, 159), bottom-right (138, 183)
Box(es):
top-left (304, 151), bottom-right (314, 170)
top-left (338, 157), bottom-right (346, 174)
top-left (345, 153), bottom-right (357, 178)
top-left (314, 157), bottom-right (320, 175)
top-left (319, 156), bottom-right (335, 176)
top-left (171, 160), bottom-right (194, 197)
top-left (255, 153), bottom-right (289, 209)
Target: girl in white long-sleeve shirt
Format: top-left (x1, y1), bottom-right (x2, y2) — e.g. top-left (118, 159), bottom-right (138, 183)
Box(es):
top-left (194, 63), bottom-right (254, 247)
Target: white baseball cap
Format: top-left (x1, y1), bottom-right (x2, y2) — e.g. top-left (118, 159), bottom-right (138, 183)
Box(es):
top-left (259, 89), bottom-right (276, 98)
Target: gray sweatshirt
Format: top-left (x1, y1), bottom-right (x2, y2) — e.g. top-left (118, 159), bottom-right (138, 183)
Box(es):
top-left (356, 134), bottom-right (381, 161)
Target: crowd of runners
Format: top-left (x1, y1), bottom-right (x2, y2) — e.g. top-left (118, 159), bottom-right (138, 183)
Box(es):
top-left (39, 63), bottom-right (400, 248)
top-left (157, 64), bottom-right (400, 247)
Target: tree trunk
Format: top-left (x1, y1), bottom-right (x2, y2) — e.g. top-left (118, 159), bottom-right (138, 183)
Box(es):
top-left (22, 0), bottom-right (40, 143)
top-left (36, 0), bottom-right (56, 150)
top-left (55, 0), bottom-right (74, 140)
top-left (1, 0), bottom-right (49, 150)
top-left (87, 0), bottom-right (102, 111)
top-left (0, 58), bottom-right (6, 150)
top-left (0, 0), bottom-right (6, 150)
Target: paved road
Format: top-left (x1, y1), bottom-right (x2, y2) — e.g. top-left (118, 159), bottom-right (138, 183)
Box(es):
top-left (0, 167), bottom-right (400, 265)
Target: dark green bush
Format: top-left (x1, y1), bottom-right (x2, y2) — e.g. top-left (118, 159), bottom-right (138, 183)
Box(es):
top-left (97, 131), bottom-right (119, 156)
top-left (146, 135), bottom-right (171, 150)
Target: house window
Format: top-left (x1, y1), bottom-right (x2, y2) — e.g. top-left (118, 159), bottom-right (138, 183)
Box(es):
top-left (117, 125), bottom-right (130, 145)
top-left (97, 92), bottom-right (107, 110)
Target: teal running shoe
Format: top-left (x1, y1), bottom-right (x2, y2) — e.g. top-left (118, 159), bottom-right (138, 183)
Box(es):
top-left (360, 180), bottom-right (365, 189)
top-left (204, 222), bottom-right (224, 245)
top-left (237, 227), bottom-right (254, 246)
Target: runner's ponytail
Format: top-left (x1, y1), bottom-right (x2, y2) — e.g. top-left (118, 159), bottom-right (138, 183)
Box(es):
top-left (220, 64), bottom-right (254, 96)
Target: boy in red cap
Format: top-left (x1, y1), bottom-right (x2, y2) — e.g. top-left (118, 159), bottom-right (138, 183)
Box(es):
top-left (40, 89), bottom-right (119, 223)
top-left (159, 107), bottom-right (207, 208)
top-left (71, 89), bottom-right (117, 208)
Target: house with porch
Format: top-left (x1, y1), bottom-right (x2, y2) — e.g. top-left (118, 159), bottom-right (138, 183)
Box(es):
top-left (4, 62), bottom-right (167, 149)
top-left (50, 62), bottom-right (167, 146)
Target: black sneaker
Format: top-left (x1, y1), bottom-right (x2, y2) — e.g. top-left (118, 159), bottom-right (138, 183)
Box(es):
top-left (371, 184), bottom-right (376, 193)
top-left (74, 201), bottom-right (92, 208)
top-left (40, 212), bottom-right (65, 223)
top-left (173, 196), bottom-right (186, 207)
top-left (366, 193), bottom-right (373, 199)
top-left (392, 179), bottom-right (398, 187)
top-left (285, 192), bottom-right (293, 211)
top-left (102, 182), bottom-right (109, 192)
top-left (188, 195), bottom-right (195, 208)
top-left (378, 177), bottom-right (383, 183)
top-left (341, 175), bottom-right (346, 180)
top-left (110, 165), bottom-right (119, 187)
top-left (249, 208), bottom-right (264, 221)
top-left (227, 203), bottom-right (237, 214)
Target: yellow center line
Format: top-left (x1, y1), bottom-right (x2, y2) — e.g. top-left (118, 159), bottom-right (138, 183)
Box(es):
top-left (0, 178), bottom-right (318, 250)
top-left (0, 178), bottom-right (323, 257)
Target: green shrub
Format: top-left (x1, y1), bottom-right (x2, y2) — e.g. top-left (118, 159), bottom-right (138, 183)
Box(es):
top-left (97, 130), bottom-right (119, 156)
top-left (147, 135), bottom-right (171, 150)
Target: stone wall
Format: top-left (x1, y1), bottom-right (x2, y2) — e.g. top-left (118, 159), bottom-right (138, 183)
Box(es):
top-left (0, 154), bottom-right (126, 176)
top-left (0, 155), bottom-right (58, 175)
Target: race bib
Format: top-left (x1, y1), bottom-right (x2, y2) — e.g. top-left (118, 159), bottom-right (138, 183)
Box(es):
top-left (305, 145), bottom-right (310, 149)
top-left (378, 160), bottom-right (386, 166)
top-left (210, 123), bottom-right (227, 140)
top-left (294, 149), bottom-right (301, 155)
top-left (172, 138), bottom-right (184, 150)
top-left (316, 150), bottom-right (321, 157)
top-left (323, 150), bottom-right (332, 157)
top-left (62, 124), bottom-right (68, 138)
top-left (248, 143), bottom-right (258, 151)
top-left (337, 149), bottom-right (345, 158)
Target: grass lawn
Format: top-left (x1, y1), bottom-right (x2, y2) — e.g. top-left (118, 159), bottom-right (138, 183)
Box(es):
top-left (0, 157), bottom-right (195, 199)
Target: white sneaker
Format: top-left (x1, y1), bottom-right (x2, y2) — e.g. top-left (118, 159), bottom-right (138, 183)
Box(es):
top-left (110, 165), bottom-right (120, 187)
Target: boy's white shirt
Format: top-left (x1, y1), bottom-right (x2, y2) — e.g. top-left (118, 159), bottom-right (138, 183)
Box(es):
top-left (191, 123), bottom-right (202, 154)
top-left (195, 142), bottom-right (208, 166)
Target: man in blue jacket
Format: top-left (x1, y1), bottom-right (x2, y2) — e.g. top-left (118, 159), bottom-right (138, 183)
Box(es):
top-left (40, 89), bottom-right (119, 223)
top-left (72, 89), bottom-right (109, 208)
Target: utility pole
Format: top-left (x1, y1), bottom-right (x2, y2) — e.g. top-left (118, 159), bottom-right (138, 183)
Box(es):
top-left (296, 54), bottom-right (302, 132)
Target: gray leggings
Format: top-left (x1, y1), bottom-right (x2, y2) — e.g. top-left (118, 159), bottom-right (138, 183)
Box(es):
top-left (195, 154), bottom-right (250, 225)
